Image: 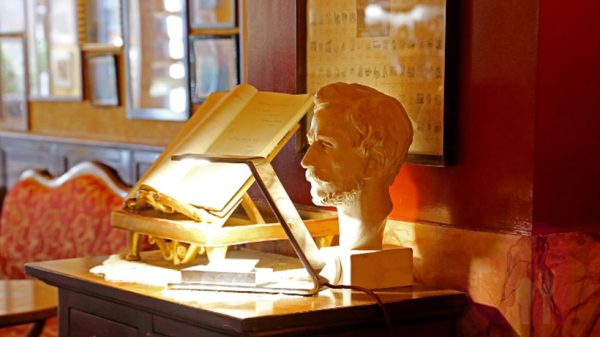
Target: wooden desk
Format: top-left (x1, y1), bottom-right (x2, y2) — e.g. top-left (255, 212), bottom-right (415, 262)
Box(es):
top-left (0, 280), bottom-right (57, 336)
top-left (25, 256), bottom-right (467, 337)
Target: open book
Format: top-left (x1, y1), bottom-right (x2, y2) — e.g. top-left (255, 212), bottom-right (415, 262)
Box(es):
top-left (124, 84), bottom-right (313, 224)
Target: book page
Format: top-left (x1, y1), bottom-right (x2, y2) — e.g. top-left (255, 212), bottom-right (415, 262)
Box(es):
top-left (127, 84), bottom-right (312, 216)
top-left (127, 84), bottom-right (257, 204)
top-left (207, 91), bottom-right (314, 157)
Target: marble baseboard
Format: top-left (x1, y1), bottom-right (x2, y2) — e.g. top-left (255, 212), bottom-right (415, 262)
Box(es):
top-left (384, 220), bottom-right (532, 337)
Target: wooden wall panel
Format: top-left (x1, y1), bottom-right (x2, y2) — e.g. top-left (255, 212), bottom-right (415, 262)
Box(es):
top-left (246, 0), bottom-right (306, 93)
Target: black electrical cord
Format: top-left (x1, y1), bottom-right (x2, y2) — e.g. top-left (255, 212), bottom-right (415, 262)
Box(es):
top-left (324, 282), bottom-right (394, 337)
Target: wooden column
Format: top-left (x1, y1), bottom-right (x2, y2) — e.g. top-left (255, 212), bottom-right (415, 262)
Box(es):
top-left (246, 0), bottom-right (306, 94)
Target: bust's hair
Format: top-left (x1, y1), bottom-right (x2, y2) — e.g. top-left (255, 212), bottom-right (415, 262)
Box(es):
top-left (315, 82), bottom-right (413, 185)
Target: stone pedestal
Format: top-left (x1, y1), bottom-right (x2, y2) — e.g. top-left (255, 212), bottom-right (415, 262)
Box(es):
top-left (321, 245), bottom-right (413, 289)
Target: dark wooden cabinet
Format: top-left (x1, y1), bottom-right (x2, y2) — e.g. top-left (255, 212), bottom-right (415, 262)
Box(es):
top-left (26, 256), bottom-right (468, 337)
top-left (69, 309), bottom-right (139, 337)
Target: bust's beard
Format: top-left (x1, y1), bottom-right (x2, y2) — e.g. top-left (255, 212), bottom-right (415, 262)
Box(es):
top-left (306, 171), bottom-right (363, 206)
top-left (319, 187), bottom-right (360, 206)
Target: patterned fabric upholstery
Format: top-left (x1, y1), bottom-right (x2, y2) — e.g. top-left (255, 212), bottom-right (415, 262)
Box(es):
top-left (0, 164), bottom-right (128, 336)
top-left (0, 174), bottom-right (127, 279)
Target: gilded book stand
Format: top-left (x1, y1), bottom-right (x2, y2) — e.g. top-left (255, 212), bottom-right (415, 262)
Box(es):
top-left (111, 128), bottom-right (338, 267)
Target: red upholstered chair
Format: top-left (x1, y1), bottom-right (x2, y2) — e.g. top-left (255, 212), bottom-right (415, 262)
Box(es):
top-left (0, 162), bottom-right (129, 337)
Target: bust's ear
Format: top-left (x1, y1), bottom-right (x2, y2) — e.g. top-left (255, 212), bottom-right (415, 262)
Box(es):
top-left (363, 158), bottom-right (379, 179)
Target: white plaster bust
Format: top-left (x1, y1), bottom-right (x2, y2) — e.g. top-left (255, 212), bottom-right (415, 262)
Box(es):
top-left (302, 82), bottom-right (413, 250)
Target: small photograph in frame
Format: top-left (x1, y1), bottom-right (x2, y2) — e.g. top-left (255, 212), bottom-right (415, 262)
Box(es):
top-left (84, 0), bottom-right (123, 46)
top-left (0, 37), bottom-right (28, 131)
top-left (0, 0), bottom-right (26, 33)
top-left (189, 0), bottom-right (236, 29)
top-left (190, 35), bottom-right (238, 103)
top-left (49, 45), bottom-right (82, 98)
top-left (86, 54), bottom-right (119, 107)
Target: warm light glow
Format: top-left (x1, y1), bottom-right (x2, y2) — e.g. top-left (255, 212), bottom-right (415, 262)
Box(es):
top-left (163, 0), bottom-right (181, 13)
top-left (178, 157), bottom-right (211, 167)
top-left (168, 40), bottom-right (184, 59)
top-left (364, 4), bottom-right (385, 23)
top-left (166, 15), bottom-right (183, 40)
top-left (90, 254), bottom-right (181, 287)
top-left (364, 4), bottom-right (444, 28)
top-left (169, 87), bottom-right (186, 113)
top-left (111, 36), bottom-right (123, 47)
top-left (169, 63), bottom-right (185, 79)
top-left (149, 82), bottom-right (169, 97)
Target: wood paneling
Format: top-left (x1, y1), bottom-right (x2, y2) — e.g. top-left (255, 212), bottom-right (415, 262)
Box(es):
top-left (246, 0), bottom-right (306, 94)
top-left (0, 131), bottom-right (162, 190)
top-left (534, 0), bottom-right (600, 233)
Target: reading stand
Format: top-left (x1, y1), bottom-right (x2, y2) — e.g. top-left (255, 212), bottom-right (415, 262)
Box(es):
top-left (112, 131), bottom-right (339, 267)
top-left (113, 85), bottom-right (339, 267)
top-left (169, 154), bottom-right (329, 295)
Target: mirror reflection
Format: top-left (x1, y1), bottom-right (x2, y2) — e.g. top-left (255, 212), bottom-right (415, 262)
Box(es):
top-left (125, 0), bottom-right (189, 120)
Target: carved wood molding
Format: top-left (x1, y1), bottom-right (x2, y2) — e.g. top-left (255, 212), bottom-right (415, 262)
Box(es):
top-left (19, 161), bottom-right (130, 198)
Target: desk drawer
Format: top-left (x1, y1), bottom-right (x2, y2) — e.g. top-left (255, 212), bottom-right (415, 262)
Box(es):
top-left (70, 309), bottom-right (138, 337)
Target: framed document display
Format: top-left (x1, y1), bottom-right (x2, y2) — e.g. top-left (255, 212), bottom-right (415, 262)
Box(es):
top-left (307, 0), bottom-right (457, 166)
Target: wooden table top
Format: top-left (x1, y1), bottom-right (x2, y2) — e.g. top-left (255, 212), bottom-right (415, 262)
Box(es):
top-left (0, 280), bottom-right (57, 328)
top-left (25, 253), bottom-right (468, 335)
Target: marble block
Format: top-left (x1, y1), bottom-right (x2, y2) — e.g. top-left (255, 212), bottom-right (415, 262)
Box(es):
top-left (321, 245), bottom-right (413, 289)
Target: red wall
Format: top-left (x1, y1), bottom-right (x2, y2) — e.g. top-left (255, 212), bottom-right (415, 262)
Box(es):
top-left (534, 0), bottom-right (600, 234)
top-left (248, 0), bottom-right (544, 235)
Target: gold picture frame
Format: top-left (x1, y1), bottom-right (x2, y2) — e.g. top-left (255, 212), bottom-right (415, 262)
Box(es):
top-left (50, 45), bottom-right (81, 98)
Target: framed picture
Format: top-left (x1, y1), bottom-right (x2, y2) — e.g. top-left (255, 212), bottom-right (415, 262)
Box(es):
top-left (124, 0), bottom-right (189, 120)
top-left (26, 0), bottom-right (51, 98)
top-left (0, 0), bottom-right (25, 33)
top-left (189, 0), bottom-right (236, 28)
top-left (50, 46), bottom-right (81, 97)
top-left (26, 0), bottom-right (81, 100)
top-left (86, 55), bottom-right (119, 107)
top-left (84, 0), bottom-right (123, 47)
top-left (306, 0), bottom-right (457, 166)
top-left (190, 35), bottom-right (238, 103)
top-left (0, 37), bottom-right (28, 131)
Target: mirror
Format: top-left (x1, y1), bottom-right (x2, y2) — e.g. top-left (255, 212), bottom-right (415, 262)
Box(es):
top-left (124, 0), bottom-right (189, 120)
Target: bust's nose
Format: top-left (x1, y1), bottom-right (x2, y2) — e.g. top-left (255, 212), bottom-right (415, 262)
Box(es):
top-left (301, 145), bottom-right (317, 169)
